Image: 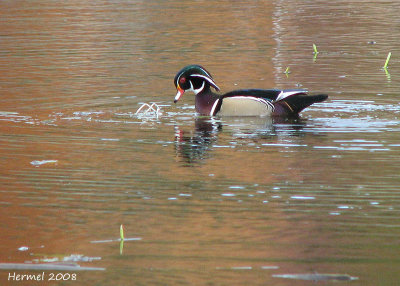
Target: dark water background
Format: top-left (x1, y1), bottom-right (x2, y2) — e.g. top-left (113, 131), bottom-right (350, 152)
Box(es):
top-left (1, 1), bottom-right (400, 285)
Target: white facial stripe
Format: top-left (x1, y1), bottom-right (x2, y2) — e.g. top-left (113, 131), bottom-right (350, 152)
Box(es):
top-left (176, 70), bottom-right (186, 87)
top-left (194, 81), bottom-right (205, 94)
top-left (198, 67), bottom-right (212, 78)
top-left (190, 74), bottom-right (220, 90)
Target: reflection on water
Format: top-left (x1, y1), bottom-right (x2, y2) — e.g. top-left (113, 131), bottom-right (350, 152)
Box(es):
top-left (1, 0), bottom-right (400, 285)
top-left (174, 117), bottom-right (221, 164)
top-left (174, 116), bottom-right (308, 164)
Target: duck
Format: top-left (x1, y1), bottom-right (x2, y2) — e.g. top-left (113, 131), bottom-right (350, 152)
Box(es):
top-left (173, 65), bottom-right (328, 116)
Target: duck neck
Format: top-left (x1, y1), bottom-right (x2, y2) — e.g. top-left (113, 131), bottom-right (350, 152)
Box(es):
top-left (195, 86), bottom-right (219, 116)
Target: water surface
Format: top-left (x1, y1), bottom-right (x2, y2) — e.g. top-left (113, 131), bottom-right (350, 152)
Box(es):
top-left (1, 1), bottom-right (400, 285)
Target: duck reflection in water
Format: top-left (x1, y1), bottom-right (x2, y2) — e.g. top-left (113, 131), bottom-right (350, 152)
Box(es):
top-left (174, 116), bottom-right (306, 164)
top-left (174, 117), bottom-right (221, 164)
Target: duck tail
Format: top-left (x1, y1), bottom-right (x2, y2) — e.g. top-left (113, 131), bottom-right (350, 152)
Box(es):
top-left (281, 94), bottom-right (328, 114)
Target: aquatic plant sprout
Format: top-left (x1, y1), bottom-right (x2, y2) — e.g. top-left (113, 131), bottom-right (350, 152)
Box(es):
top-left (312, 43), bottom-right (319, 54)
top-left (135, 102), bottom-right (162, 119)
top-left (119, 226), bottom-right (124, 255)
top-left (120, 224), bottom-right (124, 241)
top-left (383, 52), bottom-right (391, 69)
top-left (312, 44), bottom-right (319, 62)
top-left (90, 225), bottom-right (141, 244)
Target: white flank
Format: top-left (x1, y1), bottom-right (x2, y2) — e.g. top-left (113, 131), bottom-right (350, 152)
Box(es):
top-left (229, 96), bottom-right (274, 109)
top-left (217, 96), bottom-right (275, 116)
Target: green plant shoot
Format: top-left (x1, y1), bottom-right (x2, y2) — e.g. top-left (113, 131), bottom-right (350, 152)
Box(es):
top-left (313, 44), bottom-right (319, 54)
top-left (384, 52), bottom-right (391, 69)
top-left (120, 224), bottom-right (124, 241)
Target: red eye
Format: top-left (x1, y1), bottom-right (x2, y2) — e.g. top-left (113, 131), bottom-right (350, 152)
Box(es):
top-left (179, 77), bottom-right (186, 84)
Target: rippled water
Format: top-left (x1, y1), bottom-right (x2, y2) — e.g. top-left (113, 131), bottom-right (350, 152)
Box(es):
top-left (1, 1), bottom-right (400, 285)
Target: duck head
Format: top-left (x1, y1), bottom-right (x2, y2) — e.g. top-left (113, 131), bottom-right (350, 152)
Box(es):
top-left (173, 65), bottom-right (220, 103)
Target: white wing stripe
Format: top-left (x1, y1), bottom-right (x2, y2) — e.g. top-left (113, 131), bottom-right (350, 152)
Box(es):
top-left (276, 90), bottom-right (307, 101)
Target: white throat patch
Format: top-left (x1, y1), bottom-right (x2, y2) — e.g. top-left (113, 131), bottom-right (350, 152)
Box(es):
top-left (188, 80), bottom-right (205, 95)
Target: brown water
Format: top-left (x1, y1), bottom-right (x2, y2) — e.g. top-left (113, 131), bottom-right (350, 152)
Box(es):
top-left (1, 1), bottom-right (400, 285)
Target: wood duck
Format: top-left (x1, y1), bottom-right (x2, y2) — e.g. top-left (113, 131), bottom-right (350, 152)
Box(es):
top-left (174, 65), bottom-right (328, 116)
